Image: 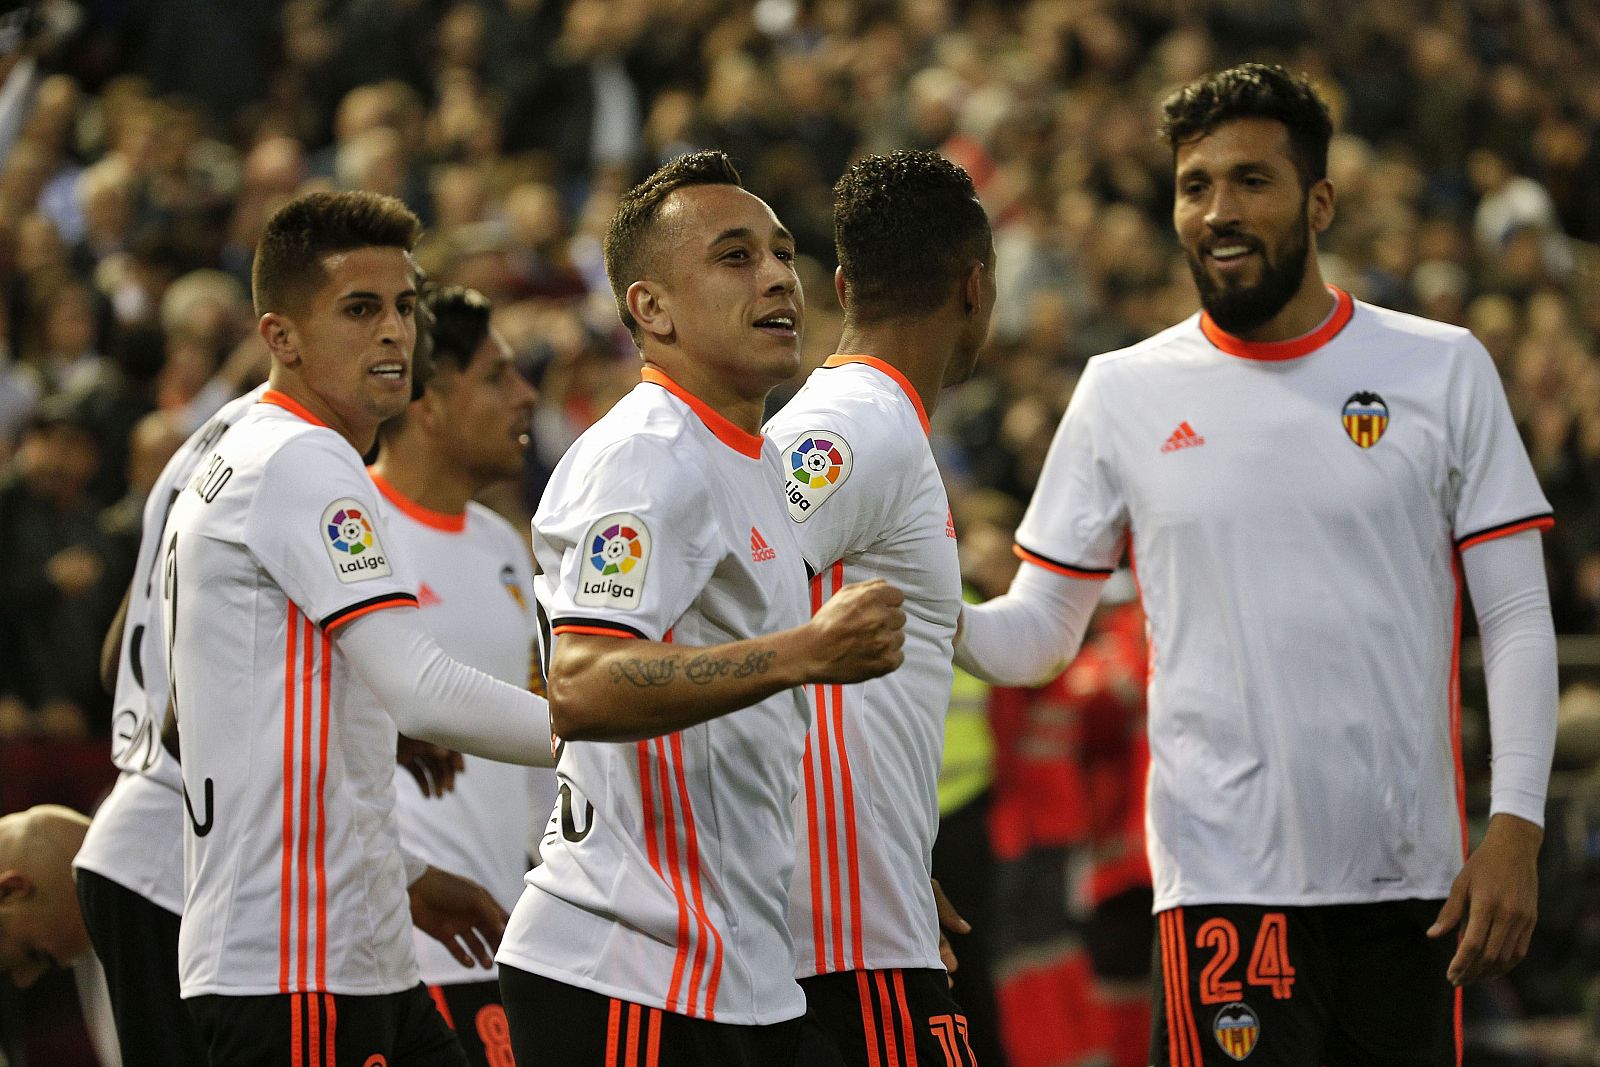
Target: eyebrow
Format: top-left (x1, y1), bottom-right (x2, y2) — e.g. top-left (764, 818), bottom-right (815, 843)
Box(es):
top-left (707, 225), bottom-right (795, 248)
top-left (338, 289), bottom-right (418, 302)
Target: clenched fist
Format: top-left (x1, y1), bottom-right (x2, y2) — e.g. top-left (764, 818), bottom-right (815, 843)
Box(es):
top-left (800, 578), bottom-right (906, 684)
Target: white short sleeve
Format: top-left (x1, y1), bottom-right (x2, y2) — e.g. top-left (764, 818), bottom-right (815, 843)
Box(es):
top-left (242, 434), bottom-right (418, 630)
top-left (1013, 362), bottom-right (1128, 576)
top-left (768, 415), bottom-right (897, 574)
top-left (1448, 337), bottom-right (1553, 548)
top-left (539, 435), bottom-right (718, 641)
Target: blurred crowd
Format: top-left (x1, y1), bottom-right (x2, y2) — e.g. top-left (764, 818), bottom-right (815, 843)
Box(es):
top-left (3, 0), bottom-right (1600, 1062)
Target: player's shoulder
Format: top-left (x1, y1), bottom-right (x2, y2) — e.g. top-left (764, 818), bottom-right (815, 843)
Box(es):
top-left (769, 363), bottom-right (922, 456)
top-left (1349, 298), bottom-right (1475, 350)
top-left (465, 500), bottom-right (528, 552)
top-left (543, 388), bottom-right (714, 512)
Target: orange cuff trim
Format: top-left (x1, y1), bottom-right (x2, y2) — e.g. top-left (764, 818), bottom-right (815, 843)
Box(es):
top-left (320, 593), bottom-right (418, 634)
top-left (369, 470), bottom-right (466, 533)
top-left (640, 367), bottom-right (764, 459)
top-left (1456, 514), bottom-right (1554, 553)
top-left (552, 624), bottom-right (643, 639)
top-left (1201, 287), bottom-right (1354, 361)
top-left (1013, 544), bottom-right (1113, 580)
top-left (823, 354), bottom-right (931, 435)
top-left (261, 390), bottom-right (331, 428)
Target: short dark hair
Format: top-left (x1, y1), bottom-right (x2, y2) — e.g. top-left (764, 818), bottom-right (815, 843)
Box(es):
top-left (423, 286), bottom-right (493, 379)
top-left (833, 151), bottom-right (991, 323)
top-left (252, 191), bottom-right (422, 317)
top-left (603, 151), bottom-right (743, 344)
top-left (1158, 64), bottom-right (1333, 187)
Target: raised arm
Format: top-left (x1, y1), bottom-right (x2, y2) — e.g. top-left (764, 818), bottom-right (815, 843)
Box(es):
top-left (550, 578), bottom-right (906, 742)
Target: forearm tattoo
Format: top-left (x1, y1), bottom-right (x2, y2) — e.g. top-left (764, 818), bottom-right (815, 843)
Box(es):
top-left (609, 650), bottom-right (777, 688)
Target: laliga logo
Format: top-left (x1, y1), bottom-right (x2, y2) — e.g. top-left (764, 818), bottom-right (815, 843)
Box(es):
top-left (791, 436), bottom-right (844, 489)
top-left (327, 508), bottom-right (374, 554)
top-left (576, 515), bottom-right (650, 608)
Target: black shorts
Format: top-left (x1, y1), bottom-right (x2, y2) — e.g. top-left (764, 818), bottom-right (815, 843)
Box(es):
top-left (1150, 901), bottom-right (1459, 1067)
top-left (427, 980), bottom-right (513, 1067)
top-left (800, 968), bottom-right (981, 1066)
top-left (499, 963), bottom-right (803, 1066)
top-left (75, 867), bottom-right (209, 1067)
top-left (186, 983), bottom-right (468, 1066)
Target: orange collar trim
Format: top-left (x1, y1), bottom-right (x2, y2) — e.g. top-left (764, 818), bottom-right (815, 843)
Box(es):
top-left (1200, 287), bottom-right (1354, 362)
top-left (640, 367), bottom-right (764, 459)
top-left (260, 389), bottom-right (330, 428)
top-left (368, 470), bottom-right (466, 533)
top-left (824, 354), bottom-right (931, 435)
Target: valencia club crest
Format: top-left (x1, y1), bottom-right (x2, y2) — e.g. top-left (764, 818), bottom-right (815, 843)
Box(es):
top-left (1213, 1002), bottom-right (1260, 1061)
top-left (1342, 391), bottom-right (1388, 448)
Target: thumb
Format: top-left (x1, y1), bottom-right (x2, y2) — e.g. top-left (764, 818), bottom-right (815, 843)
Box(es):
top-left (1428, 878), bottom-right (1468, 938)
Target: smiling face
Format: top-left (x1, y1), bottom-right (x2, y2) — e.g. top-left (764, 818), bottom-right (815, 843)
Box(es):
top-left (1173, 117), bottom-right (1333, 337)
top-left (263, 246), bottom-right (418, 447)
top-left (431, 328), bottom-right (537, 486)
top-left (629, 183), bottom-right (804, 401)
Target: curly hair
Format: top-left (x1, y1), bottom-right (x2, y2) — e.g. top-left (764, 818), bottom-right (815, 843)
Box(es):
top-left (252, 190), bottom-right (422, 317)
top-left (832, 150), bottom-right (991, 323)
top-left (1159, 64), bottom-right (1334, 188)
top-left (603, 151), bottom-right (744, 344)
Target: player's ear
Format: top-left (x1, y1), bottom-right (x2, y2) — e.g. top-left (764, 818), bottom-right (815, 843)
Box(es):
top-left (834, 266), bottom-right (848, 311)
top-left (259, 312), bottom-right (301, 368)
top-left (627, 280), bottom-right (673, 342)
top-left (962, 261), bottom-right (986, 316)
top-left (1307, 177), bottom-right (1335, 235)
top-left (0, 871), bottom-right (33, 904)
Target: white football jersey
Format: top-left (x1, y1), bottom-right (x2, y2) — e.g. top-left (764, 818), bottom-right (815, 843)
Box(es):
top-left (75, 387), bottom-right (266, 912)
top-left (764, 356), bottom-right (960, 975)
top-left (164, 391), bottom-right (423, 997)
top-left (498, 368), bottom-right (812, 1026)
top-left (1017, 289), bottom-right (1553, 909)
top-left (373, 473), bottom-right (556, 986)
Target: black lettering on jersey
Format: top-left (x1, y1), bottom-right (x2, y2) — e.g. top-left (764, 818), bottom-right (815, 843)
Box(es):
top-left (185, 777), bottom-right (214, 837)
top-left (558, 783), bottom-right (593, 843)
top-left (112, 708), bottom-right (159, 774)
top-left (187, 453), bottom-right (234, 503)
top-left (128, 623), bottom-right (146, 688)
top-left (192, 413), bottom-right (230, 456)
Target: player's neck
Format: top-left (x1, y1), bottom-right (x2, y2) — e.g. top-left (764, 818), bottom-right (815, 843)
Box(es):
top-left (641, 356), bottom-right (768, 437)
top-left (264, 374), bottom-right (379, 454)
top-left (1224, 266), bottom-right (1337, 344)
top-left (370, 441), bottom-right (475, 517)
top-left (833, 324), bottom-right (948, 420)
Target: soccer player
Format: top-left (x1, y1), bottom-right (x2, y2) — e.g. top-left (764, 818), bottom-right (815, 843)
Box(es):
top-left (370, 284), bottom-right (553, 1067)
top-left (160, 190), bottom-right (554, 1066)
top-left (763, 150), bottom-right (994, 1066)
top-left (955, 64), bottom-right (1557, 1066)
top-left (495, 150), bottom-right (907, 1066)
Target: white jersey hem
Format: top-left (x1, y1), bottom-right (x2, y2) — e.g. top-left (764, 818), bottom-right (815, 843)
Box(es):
top-left (1153, 883), bottom-right (1455, 911)
top-left (494, 950), bottom-right (805, 1027)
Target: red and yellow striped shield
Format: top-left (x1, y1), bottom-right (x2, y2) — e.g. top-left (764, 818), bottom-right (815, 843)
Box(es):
top-left (1342, 391), bottom-right (1389, 448)
top-left (1213, 1002), bottom-right (1260, 1061)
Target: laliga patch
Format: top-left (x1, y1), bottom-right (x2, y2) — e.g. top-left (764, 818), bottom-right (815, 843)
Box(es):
top-left (783, 430), bottom-right (853, 523)
top-left (575, 513), bottom-right (651, 609)
top-left (1213, 1002), bottom-right (1260, 1061)
top-left (321, 499), bottom-right (392, 583)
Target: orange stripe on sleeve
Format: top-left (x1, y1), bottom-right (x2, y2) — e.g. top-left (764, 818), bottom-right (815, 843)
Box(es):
top-left (551, 624), bottom-right (642, 639)
top-left (1012, 545), bottom-right (1113, 580)
top-left (320, 595), bottom-right (417, 635)
top-left (1456, 515), bottom-right (1553, 553)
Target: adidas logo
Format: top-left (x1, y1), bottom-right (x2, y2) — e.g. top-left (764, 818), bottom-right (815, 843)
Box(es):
top-left (417, 581), bottom-right (442, 607)
top-left (1160, 421), bottom-right (1205, 453)
top-left (750, 527), bottom-right (776, 562)
top-left (945, 509), bottom-right (957, 539)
